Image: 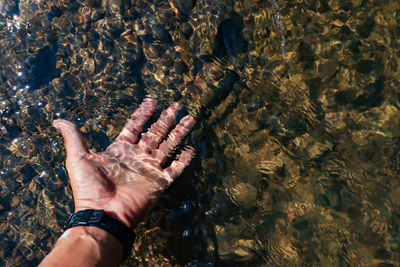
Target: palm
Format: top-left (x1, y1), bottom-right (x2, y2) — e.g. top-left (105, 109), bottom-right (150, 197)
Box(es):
top-left (53, 97), bottom-right (195, 228)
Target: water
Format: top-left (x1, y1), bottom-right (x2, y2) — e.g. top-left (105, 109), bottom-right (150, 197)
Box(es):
top-left (0, 0), bottom-right (400, 266)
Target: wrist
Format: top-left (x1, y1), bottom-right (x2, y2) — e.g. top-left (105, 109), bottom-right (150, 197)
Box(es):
top-left (63, 209), bottom-right (136, 261)
top-left (65, 226), bottom-right (123, 246)
top-left (40, 226), bottom-right (123, 267)
top-left (65, 227), bottom-right (123, 260)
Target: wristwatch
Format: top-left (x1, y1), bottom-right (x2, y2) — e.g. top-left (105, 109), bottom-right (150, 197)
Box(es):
top-left (63, 209), bottom-right (136, 261)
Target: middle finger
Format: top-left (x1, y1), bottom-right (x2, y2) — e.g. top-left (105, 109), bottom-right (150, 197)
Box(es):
top-left (158, 115), bottom-right (196, 164)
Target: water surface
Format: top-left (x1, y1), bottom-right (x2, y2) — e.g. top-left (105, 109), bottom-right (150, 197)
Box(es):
top-left (0, 0), bottom-right (400, 266)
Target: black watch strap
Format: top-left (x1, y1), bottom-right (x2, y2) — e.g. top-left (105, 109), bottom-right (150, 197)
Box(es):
top-left (63, 209), bottom-right (135, 261)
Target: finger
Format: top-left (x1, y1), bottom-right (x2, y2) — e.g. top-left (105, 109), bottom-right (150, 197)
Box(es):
top-left (116, 96), bottom-right (157, 144)
top-left (53, 119), bottom-right (89, 166)
top-left (138, 102), bottom-right (181, 148)
top-left (164, 146), bottom-right (195, 183)
top-left (158, 115), bottom-right (196, 163)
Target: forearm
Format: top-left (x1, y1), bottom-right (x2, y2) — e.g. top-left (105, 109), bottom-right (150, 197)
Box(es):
top-left (40, 226), bottom-right (123, 267)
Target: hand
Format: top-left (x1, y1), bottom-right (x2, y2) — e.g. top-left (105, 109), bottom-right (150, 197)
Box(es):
top-left (53, 96), bottom-right (196, 228)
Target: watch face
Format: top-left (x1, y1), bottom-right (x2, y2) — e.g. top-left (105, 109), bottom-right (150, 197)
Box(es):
top-left (88, 210), bottom-right (105, 223)
top-left (64, 209), bottom-right (105, 229)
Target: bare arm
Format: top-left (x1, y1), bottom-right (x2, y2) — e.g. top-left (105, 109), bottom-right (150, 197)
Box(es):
top-left (40, 227), bottom-right (123, 267)
top-left (40, 96), bottom-right (196, 267)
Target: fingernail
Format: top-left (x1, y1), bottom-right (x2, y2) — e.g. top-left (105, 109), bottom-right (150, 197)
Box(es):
top-left (52, 120), bottom-right (61, 129)
top-left (181, 115), bottom-right (196, 127)
top-left (145, 94), bottom-right (157, 100)
top-left (171, 102), bottom-right (182, 109)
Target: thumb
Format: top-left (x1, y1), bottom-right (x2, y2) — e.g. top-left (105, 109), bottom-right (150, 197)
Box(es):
top-left (53, 119), bottom-right (90, 165)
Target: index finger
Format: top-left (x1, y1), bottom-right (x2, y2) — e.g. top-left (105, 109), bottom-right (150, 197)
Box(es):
top-left (115, 96), bottom-right (157, 144)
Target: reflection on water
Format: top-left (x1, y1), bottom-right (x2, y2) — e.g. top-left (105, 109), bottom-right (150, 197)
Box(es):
top-left (0, 0), bottom-right (400, 266)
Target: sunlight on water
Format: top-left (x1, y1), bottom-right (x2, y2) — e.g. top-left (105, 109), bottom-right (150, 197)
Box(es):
top-left (0, 0), bottom-right (400, 266)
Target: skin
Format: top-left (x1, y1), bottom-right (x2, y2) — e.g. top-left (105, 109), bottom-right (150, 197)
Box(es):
top-left (40, 96), bottom-right (196, 267)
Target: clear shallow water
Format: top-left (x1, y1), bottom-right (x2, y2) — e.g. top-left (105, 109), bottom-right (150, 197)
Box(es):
top-left (0, 0), bottom-right (400, 266)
